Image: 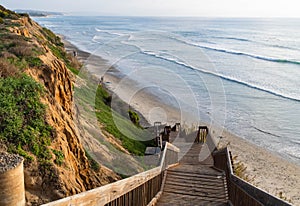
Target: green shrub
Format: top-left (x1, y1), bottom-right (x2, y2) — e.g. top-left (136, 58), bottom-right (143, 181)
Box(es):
top-left (25, 56), bottom-right (43, 67)
top-left (0, 31), bottom-right (44, 70)
top-left (128, 110), bottom-right (140, 127)
top-left (52, 149), bottom-right (64, 166)
top-left (48, 44), bottom-right (65, 59)
top-left (67, 66), bottom-right (79, 75)
top-left (0, 10), bottom-right (8, 18)
top-left (0, 75), bottom-right (53, 161)
top-left (7, 57), bottom-right (28, 70)
top-left (0, 6), bottom-right (19, 20)
top-left (16, 144), bottom-right (34, 161)
top-left (41, 27), bottom-right (64, 47)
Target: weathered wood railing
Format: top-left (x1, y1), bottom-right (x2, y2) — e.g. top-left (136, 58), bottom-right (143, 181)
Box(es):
top-left (213, 147), bottom-right (292, 206)
top-left (42, 142), bottom-right (179, 206)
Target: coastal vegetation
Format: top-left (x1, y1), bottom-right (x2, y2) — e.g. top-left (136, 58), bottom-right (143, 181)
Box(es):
top-left (0, 4), bottom-right (150, 165)
top-left (0, 5), bottom-right (19, 19)
top-left (0, 6), bottom-right (79, 75)
top-left (76, 79), bottom-right (152, 156)
top-left (0, 8), bottom-right (55, 163)
top-left (0, 30), bottom-right (43, 70)
top-left (0, 6), bottom-right (120, 203)
top-left (0, 75), bottom-right (53, 162)
top-left (128, 110), bottom-right (141, 127)
top-left (232, 155), bottom-right (253, 182)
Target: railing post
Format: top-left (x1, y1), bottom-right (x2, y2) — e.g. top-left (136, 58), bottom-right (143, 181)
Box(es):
top-left (0, 153), bottom-right (25, 206)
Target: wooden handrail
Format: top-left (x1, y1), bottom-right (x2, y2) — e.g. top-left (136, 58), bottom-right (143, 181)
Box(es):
top-left (213, 147), bottom-right (292, 206)
top-left (42, 143), bottom-right (179, 206)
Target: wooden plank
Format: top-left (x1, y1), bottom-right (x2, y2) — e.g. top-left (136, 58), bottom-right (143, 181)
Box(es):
top-left (168, 165), bottom-right (220, 174)
top-left (165, 183), bottom-right (225, 191)
top-left (163, 186), bottom-right (226, 197)
top-left (160, 192), bottom-right (228, 204)
top-left (168, 173), bottom-right (224, 181)
top-left (43, 167), bottom-right (161, 206)
top-left (147, 170), bottom-right (167, 206)
top-left (161, 192), bottom-right (227, 201)
top-left (165, 180), bottom-right (225, 189)
top-left (43, 139), bottom-right (180, 206)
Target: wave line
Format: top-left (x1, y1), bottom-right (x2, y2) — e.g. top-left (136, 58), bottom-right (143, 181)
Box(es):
top-left (139, 50), bottom-right (300, 102)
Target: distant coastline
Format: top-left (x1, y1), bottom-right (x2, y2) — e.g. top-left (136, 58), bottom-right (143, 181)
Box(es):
top-left (15, 9), bottom-right (63, 17)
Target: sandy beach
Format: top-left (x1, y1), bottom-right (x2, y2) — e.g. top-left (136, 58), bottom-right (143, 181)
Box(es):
top-left (65, 40), bottom-right (300, 205)
top-left (219, 130), bottom-right (300, 205)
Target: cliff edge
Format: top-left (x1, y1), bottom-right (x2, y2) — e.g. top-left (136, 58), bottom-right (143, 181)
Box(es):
top-left (0, 5), bottom-right (119, 205)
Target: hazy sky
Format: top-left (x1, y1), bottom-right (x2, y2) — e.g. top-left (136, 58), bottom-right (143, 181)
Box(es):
top-left (1, 0), bottom-right (300, 17)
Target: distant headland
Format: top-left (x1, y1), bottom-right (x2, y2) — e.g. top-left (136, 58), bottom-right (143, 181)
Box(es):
top-left (14, 9), bottom-right (63, 17)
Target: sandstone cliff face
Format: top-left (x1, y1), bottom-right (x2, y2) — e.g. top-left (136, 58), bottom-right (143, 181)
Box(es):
top-left (7, 15), bottom-right (119, 204)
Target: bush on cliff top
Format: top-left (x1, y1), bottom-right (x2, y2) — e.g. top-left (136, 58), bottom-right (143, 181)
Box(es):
top-left (0, 31), bottom-right (44, 70)
top-left (0, 5), bottom-right (19, 19)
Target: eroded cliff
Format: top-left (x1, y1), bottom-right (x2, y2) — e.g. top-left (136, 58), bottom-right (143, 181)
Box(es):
top-left (0, 6), bottom-right (119, 205)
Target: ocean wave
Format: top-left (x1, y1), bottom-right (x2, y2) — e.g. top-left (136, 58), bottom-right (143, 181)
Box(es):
top-left (272, 44), bottom-right (300, 51)
top-left (291, 139), bottom-right (300, 146)
top-left (95, 28), bottom-right (123, 36)
top-left (92, 36), bottom-right (102, 43)
top-left (139, 49), bottom-right (300, 102)
top-left (212, 36), bottom-right (300, 52)
top-left (252, 126), bottom-right (281, 138)
top-left (167, 36), bottom-right (300, 66)
top-left (195, 44), bottom-right (300, 66)
top-left (121, 34), bottom-right (300, 102)
top-left (281, 147), bottom-right (300, 160)
top-left (287, 152), bottom-right (300, 160)
top-left (212, 36), bottom-right (251, 42)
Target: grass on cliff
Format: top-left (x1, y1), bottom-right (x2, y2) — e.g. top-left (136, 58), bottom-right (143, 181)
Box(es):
top-left (0, 5), bottom-right (80, 75)
top-left (0, 5), bottom-right (19, 20)
top-left (0, 74), bottom-right (53, 161)
top-left (75, 77), bottom-right (153, 156)
top-left (95, 87), bottom-right (151, 155)
top-left (0, 10), bottom-right (63, 164)
top-left (0, 30), bottom-right (44, 70)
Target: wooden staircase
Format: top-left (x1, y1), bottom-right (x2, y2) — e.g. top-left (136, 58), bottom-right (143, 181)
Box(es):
top-left (156, 143), bottom-right (229, 206)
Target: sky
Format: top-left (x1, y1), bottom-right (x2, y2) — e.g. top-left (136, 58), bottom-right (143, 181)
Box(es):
top-left (1, 0), bottom-right (300, 17)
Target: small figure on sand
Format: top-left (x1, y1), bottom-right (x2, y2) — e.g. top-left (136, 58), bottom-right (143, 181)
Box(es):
top-left (73, 50), bottom-right (77, 57)
top-left (99, 76), bottom-right (104, 85)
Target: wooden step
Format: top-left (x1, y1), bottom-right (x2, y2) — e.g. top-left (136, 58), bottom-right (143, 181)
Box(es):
top-left (157, 192), bottom-right (228, 205)
top-left (168, 166), bottom-right (223, 176)
top-left (166, 176), bottom-right (224, 185)
top-left (165, 179), bottom-right (226, 189)
top-left (155, 143), bottom-right (228, 206)
top-left (164, 183), bottom-right (227, 194)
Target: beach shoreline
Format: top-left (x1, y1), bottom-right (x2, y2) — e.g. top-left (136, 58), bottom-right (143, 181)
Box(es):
top-left (64, 39), bottom-right (300, 205)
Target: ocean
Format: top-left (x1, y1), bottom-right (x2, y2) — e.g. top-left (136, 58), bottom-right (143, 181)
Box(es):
top-left (34, 16), bottom-right (300, 165)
